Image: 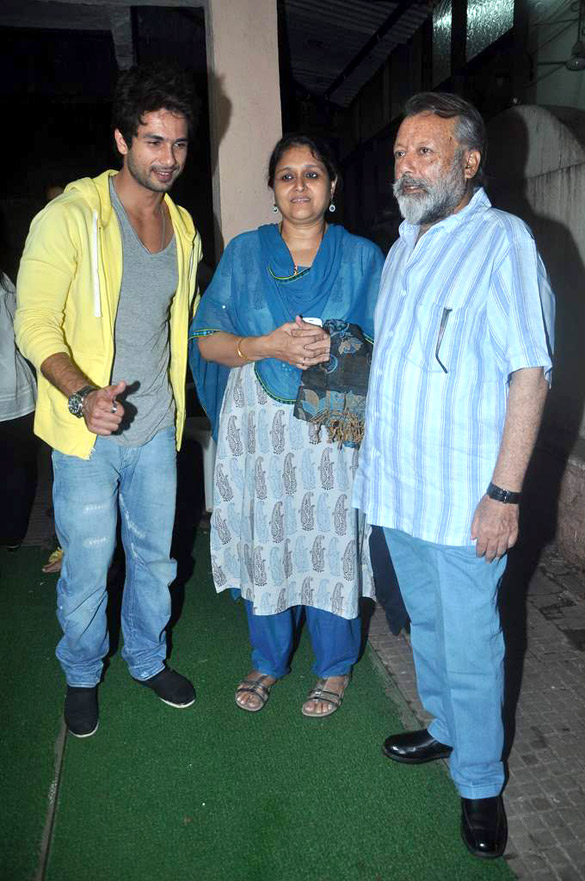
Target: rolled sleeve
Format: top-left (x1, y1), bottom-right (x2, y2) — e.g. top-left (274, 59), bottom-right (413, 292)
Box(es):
top-left (489, 226), bottom-right (555, 384)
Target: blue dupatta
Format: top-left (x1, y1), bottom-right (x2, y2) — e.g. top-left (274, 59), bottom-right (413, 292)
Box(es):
top-left (189, 223), bottom-right (384, 440)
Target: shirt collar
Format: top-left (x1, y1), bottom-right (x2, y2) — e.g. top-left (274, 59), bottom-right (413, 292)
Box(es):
top-left (398, 186), bottom-right (491, 244)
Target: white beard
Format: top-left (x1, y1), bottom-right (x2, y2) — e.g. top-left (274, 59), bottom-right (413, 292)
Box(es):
top-left (394, 154), bottom-right (469, 226)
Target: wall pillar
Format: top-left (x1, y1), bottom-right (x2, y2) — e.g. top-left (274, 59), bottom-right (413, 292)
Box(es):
top-left (204, 0), bottom-right (282, 259)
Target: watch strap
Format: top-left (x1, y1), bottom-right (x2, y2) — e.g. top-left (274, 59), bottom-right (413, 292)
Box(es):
top-left (75, 385), bottom-right (98, 399)
top-left (486, 482), bottom-right (521, 504)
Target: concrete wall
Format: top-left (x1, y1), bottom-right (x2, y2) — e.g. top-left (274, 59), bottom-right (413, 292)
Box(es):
top-left (487, 104), bottom-right (585, 566)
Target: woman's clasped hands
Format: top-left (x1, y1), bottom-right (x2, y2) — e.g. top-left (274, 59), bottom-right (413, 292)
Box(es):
top-left (266, 314), bottom-right (330, 371)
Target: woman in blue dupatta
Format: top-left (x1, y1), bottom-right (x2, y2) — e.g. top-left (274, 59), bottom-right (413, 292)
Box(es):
top-left (189, 135), bottom-right (384, 716)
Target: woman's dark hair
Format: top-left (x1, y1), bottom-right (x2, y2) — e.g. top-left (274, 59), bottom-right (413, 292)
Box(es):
top-left (267, 133), bottom-right (339, 189)
top-left (112, 63), bottom-right (198, 149)
top-left (403, 91), bottom-right (487, 184)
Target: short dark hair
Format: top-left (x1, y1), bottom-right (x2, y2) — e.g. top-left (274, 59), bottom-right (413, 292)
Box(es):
top-left (403, 92), bottom-right (487, 183)
top-left (267, 133), bottom-right (339, 189)
top-left (112, 63), bottom-right (198, 149)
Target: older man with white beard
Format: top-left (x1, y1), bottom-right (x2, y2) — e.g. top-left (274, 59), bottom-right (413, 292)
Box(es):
top-left (353, 93), bottom-right (554, 859)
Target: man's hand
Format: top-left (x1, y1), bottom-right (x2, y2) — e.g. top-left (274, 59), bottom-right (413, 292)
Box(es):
top-left (470, 495), bottom-right (519, 562)
top-left (470, 367), bottom-right (548, 562)
top-left (83, 381), bottom-right (127, 435)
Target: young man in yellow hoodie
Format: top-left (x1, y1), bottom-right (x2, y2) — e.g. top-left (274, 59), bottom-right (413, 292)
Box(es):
top-left (16, 64), bottom-right (202, 738)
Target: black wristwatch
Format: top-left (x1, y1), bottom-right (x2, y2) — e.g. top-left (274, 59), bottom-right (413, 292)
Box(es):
top-left (486, 482), bottom-right (521, 504)
top-left (68, 385), bottom-right (97, 418)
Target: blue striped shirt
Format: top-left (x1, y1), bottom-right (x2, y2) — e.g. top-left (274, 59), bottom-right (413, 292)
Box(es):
top-left (352, 188), bottom-right (555, 546)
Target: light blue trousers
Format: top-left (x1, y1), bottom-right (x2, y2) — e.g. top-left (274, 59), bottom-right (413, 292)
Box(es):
top-left (244, 601), bottom-right (361, 679)
top-left (383, 528), bottom-right (507, 799)
top-left (52, 426), bottom-right (177, 687)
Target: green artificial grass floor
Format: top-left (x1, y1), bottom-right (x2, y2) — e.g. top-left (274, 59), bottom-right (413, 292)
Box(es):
top-left (1, 546), bottom-right (64, 881)
top-left (2, 537), bottom-right (514, 881)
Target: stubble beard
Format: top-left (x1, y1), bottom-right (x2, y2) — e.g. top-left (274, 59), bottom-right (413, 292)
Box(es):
top-left (126, 151), bottom-right (179, 194)
top-left (393, 152), bottom-right (469, 226)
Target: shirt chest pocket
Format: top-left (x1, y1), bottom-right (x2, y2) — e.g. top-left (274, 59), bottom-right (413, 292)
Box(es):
top-left (403, 302), bottom-right (464, 375)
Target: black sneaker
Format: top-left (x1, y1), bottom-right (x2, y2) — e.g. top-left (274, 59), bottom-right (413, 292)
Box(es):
top-left (64, 686), bottom-right (99, 738)
top-left (136, 667), bottom-right (195, 708)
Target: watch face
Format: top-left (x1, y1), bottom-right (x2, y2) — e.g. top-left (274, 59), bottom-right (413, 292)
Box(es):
top-left (68, 385), bottom-right (96, 418)
top-left (68, 393), bottom-right (84, 417)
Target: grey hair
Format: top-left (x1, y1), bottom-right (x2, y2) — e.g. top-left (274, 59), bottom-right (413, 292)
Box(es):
top-left (403, 92), bottom-right (487, 185)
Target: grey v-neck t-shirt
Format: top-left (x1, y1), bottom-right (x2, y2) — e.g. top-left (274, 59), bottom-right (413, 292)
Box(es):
top-left (109, 178), bottom-right (178, 447)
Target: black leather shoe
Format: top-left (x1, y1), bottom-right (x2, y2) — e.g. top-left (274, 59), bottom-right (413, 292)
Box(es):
top-left (461, 796), bottom-right (507, 859)
top-left (382, 728), bottom-right (453, 764)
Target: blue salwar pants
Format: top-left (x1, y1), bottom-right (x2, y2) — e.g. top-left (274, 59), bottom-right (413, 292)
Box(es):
top-left (244, 601), bottom-right (361, 679)
top-left (383, 528), bottom-right (507, 799)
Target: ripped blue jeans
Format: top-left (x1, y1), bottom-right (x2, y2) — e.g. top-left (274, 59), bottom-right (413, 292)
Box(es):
top-left (52, 426), bottom-right (177, 687)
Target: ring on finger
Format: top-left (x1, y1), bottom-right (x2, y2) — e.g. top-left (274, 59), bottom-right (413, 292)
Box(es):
top-left (111, 402), bottom-right (118, 414)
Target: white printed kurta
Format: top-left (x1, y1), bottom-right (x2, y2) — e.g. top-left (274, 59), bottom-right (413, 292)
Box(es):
top-left (210, 362), bottom-right (374, 619)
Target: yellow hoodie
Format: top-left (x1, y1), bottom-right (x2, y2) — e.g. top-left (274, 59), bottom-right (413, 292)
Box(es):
top-left (15, 170), bottom-right (201, 458)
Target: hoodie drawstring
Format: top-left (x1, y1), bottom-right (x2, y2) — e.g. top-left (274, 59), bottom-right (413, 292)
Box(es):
top-left (91, 211), bottom-right (102, 318)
